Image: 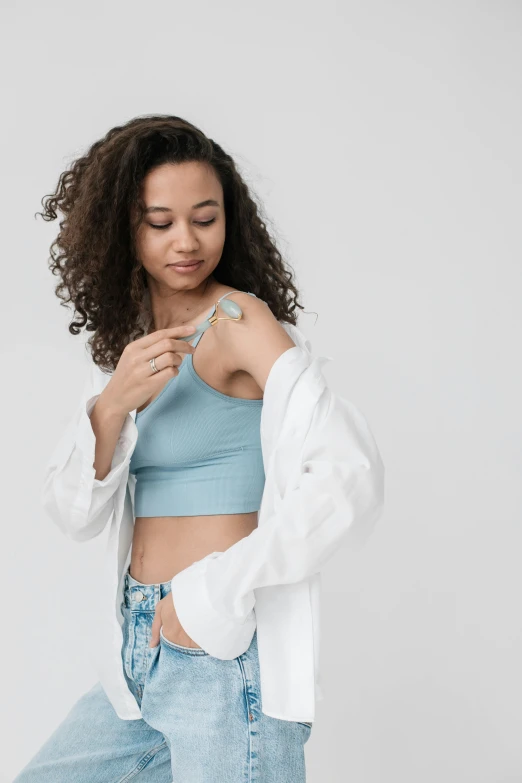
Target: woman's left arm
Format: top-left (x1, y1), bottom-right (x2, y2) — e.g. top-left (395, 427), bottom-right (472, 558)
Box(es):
top-left (169, 297), bottom-right (385, 659)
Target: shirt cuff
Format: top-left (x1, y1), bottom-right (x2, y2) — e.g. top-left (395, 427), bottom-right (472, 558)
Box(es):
top-left (169, 552), bottom-right (256, 660)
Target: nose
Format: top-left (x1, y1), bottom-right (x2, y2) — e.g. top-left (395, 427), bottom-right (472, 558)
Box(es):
top-left (171, 222), bottom-right (200, 252)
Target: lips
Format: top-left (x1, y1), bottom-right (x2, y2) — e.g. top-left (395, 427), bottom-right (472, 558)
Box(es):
top-left (170, 260), bottom-right (203, 268)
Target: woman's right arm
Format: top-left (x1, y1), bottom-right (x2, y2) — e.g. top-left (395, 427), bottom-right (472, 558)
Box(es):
top-left (90, 394), bottom-right (129, 482)
top-left (41, 324), bottom-right (197, 543)
top-left (40, 363), bottom-right (138, 543)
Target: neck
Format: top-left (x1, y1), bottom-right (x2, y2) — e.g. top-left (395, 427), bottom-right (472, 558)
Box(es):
top-left (146, 276), bottom-right (218, 331)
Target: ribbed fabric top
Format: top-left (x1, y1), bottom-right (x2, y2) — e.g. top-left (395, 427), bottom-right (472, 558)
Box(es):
top-left (129, 291), bottom-right (265, 517)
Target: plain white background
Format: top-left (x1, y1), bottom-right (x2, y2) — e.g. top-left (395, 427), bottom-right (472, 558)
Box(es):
top-left (2, 1), bottom-right (521, 781)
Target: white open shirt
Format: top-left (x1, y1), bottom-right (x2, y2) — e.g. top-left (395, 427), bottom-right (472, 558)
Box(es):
top-left (41, 321), bottom-right (385, 722)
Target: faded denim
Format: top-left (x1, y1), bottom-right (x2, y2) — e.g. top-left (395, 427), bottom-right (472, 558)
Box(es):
top-left (14, 567), bottom-right (312, 782)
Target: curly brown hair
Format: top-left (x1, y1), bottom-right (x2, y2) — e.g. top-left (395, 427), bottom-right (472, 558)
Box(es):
top-left (36, 114), bottom-right (307, 373)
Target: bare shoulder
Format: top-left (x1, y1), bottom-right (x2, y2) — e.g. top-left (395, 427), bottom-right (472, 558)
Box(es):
top-left (216, 292), bottom-right (297, 393)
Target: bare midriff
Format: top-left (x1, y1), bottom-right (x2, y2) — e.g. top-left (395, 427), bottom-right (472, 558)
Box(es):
top-left (129, 286), bottom-right (263, 585)
top-left (129, 511), bottom-right (258, 584)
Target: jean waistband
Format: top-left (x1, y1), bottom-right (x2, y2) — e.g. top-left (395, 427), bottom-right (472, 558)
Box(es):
top-left (123, 566), bottom-right (172, 610)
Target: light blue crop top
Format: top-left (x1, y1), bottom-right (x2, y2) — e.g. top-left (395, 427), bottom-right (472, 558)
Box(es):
top-left (129, 291), bottom-right (265, 517)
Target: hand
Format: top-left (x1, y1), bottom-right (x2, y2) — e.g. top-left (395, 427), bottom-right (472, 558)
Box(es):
top-left (100, 324), bottom-right (198, 418)
top-left (149, 592), bottom-right (202, 649)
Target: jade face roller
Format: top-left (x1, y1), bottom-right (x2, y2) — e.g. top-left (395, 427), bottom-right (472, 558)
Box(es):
top-left (177, 296), bottom-right (246, 343)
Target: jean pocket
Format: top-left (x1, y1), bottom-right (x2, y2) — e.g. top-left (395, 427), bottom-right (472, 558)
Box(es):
top-left (297, 721), bottom-right (313, 744)
top-left (159, 626), bottom-right (209, 656)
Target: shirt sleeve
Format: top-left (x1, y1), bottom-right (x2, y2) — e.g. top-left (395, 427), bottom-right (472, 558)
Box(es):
top-left (169, 384), bottom-right (385, 659)
top-left (41, 364), bottom-right (137, 543)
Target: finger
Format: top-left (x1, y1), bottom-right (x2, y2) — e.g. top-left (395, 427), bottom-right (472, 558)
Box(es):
top-left (141, 350), bottom-right (184, 376)
top-left (142, 336), bottom-right (198, 365)
top-left (135, 324), bottom-right (197, 351)
top-left (149, 606), bottom-right (162, 648)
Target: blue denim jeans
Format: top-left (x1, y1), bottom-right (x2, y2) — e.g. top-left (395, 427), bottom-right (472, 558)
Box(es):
top-left (14, 567), bottom-right (312, 782)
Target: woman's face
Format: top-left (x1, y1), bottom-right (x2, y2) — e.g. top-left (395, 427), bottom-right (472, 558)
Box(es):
top-left (134, 161), bottom-right (226, 292)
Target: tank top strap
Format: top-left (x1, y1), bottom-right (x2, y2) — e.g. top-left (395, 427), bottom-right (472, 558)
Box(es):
top-left (217, 290), bottom-right (258, 303)
top-left (191, 331), bottom-right (205, 348)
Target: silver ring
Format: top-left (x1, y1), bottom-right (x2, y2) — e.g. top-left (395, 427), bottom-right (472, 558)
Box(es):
top-left (149, 357), bottom-right (159, 374)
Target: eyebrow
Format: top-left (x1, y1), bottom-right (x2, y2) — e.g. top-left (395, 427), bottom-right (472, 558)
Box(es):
top-left (144, 199), bottom-right (220, 214)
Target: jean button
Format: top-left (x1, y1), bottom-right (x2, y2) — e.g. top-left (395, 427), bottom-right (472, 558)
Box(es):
top-left (134, 590), bottom-right (145, 601)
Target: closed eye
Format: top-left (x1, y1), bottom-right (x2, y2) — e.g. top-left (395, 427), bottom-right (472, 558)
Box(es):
top-left (149, 219), bottom-right (216, 230)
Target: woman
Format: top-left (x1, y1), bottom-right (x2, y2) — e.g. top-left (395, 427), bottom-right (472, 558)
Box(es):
top-left (16, 115), bottom-right (385, 782)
